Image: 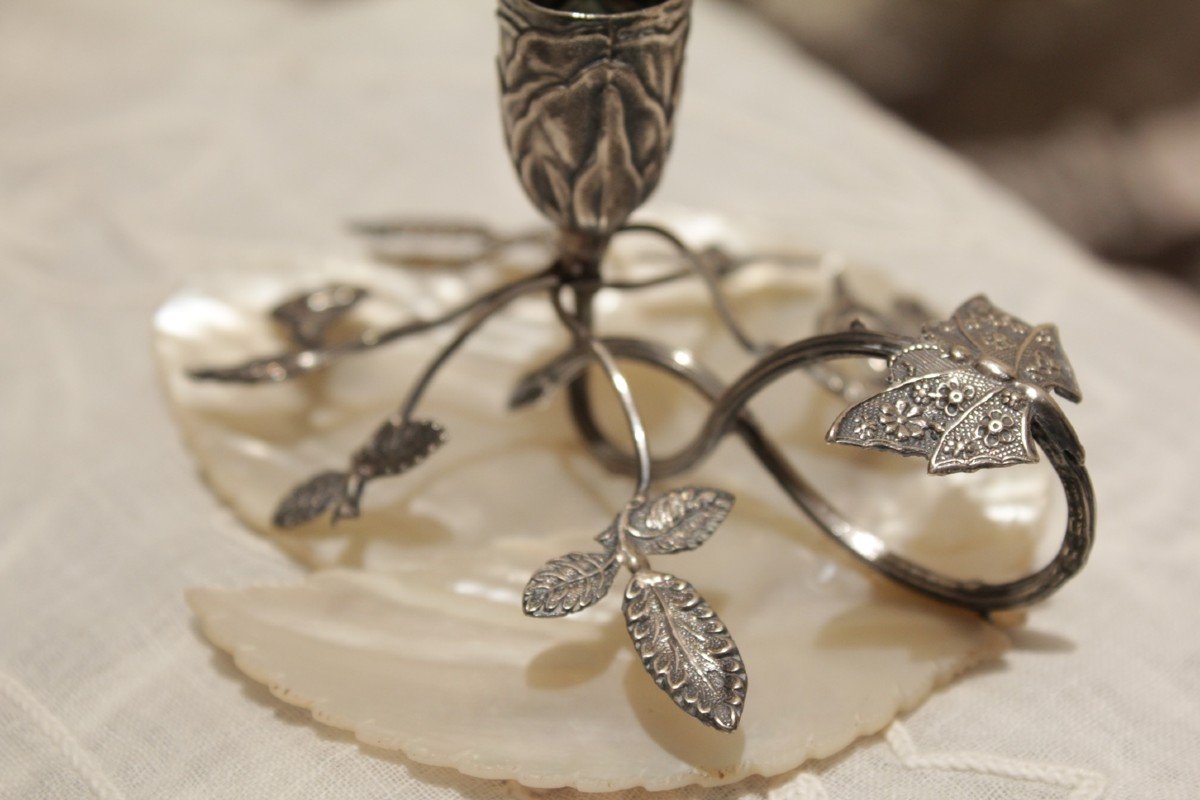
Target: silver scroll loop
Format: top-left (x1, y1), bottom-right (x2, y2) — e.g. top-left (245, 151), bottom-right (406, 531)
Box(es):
top-left (542, 332), bottom-right (1095, 614)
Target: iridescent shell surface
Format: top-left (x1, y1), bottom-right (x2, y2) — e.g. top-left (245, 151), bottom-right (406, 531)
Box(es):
top-left (157, 216), bottom-right (1058, 791)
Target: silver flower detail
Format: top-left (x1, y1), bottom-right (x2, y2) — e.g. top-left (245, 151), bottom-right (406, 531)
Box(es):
top-left (980, 408), bottom-right (1017, 448)
top-left (880, 399), bottom-right (928, 440)
top-left (930, 377), bottom-right (976, 417)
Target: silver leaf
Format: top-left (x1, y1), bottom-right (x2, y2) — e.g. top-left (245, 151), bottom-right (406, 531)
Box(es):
top-left (188, 349), bottom-right (331, 384)
top-left (507, 354), bottom-right (570, 411)
top-left (626, 487), bottom-right (734, 555)
top-left (523, 552), bottom-right (618, 618)
top-left (623, 571), bottom-right (747, 732)
top-left (352, 419), bottom-right (445, 478)
top-left (271, 284), bottom-right (367, 348)
top-left (595, 522), bottom-right (618, 554)
top-left (272, 471), bottom-right (348, 529)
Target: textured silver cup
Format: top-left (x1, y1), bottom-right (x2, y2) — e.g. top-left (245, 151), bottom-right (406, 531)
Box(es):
top-left (497, 0), bottom-right (691, 244)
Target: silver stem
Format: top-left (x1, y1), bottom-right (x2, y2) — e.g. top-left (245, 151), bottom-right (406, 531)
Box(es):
top-left (617, 222), bottom-right (773, 355)
top-left (398, 270), bottom-right (559, 421)
top-left (555, 334), bottom-right (1094, 614)
top-left (551, 287), bottom-right (653, 498)
top-left (190, 270), bottom-right (557, 384)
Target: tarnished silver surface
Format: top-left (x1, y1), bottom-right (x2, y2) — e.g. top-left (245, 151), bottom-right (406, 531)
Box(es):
top-left (523, 550), bottom-right (619, 617)
top-left (270, 284), bottom-right (368, 348)
top-left (829, 296), bottom-right (1082, 474)
top-left (545, 285), bottom-right (747, 730)
top-left (498, 0), bottom-right (690, 238)
top-left (270, 270), bottom-right (558, 526)
top-left (272, 472), bottom-right (351, 529)
top-left (349, 218), bottom-right (553, 270)
top-left (624, 570), bottom-right (747, 733)
top-left (535, 304), bottom-right (1094, 614)
top-left (624, 486), bottom-right (733, 555)
top-left (921, 294), bottom-right (1082, 402)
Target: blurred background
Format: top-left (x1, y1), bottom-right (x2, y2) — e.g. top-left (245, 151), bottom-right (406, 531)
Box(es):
top-left (734, 0), bottom-right (1200, 322)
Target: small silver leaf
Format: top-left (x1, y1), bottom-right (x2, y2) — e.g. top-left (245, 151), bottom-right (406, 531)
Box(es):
top-left (273, 471), bottom-right (348, 528)
top-left (623, 571), bottom-right (747, 731)
top-left (507, 348), bottom-right (581, 410)
top-left (189, 350), bottom-right (328, 384)
top-left (523, 552), bottom-right (618, 618)
top-left (352, 419), bottom-right (445, 478)
top-left (271, 284), bottom-right (367, 348)
top-left (507, 371), bottom-right (551, 410)
top-left (626, 487), bottom-right (734, 555)
top-left (595, 522), bottom-right (618, 555)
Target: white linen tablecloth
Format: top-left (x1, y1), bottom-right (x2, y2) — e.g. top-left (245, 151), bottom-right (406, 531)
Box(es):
top-left (2, 0), bottom-right (1198, 798)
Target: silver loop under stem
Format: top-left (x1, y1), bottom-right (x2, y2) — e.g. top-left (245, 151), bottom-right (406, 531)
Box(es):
top-left (562, 332), bottom-right (1094, 613)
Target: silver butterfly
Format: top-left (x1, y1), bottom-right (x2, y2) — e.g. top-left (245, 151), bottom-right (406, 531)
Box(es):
top-left (828, 296), bottom-right (1081, 474)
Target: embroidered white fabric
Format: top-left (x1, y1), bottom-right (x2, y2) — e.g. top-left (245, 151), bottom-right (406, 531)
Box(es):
top-left (1, 0), bottom-right (1197, 798)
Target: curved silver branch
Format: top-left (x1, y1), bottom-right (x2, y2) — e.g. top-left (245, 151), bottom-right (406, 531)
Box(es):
top-left (398, 271), bottom-right (559, 421)
top-left (513, 333), bottom-right (897, 478)
top-left (599, 243), bottom-right (821, 292)
top-left (189, 269), bottom-right (557, 384)
top-left (527, 329), bottom-right (1093, 614)
top-left (550, 287), bottom-right (653, 500)
top-left (271, 270), bottom-right (558, 526)
top-left (617, 222), bottom-right (774, 355)
top-left (349, 218), bottom-right (553, 270)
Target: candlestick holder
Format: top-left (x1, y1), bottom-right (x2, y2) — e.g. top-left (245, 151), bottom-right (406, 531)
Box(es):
top-left (188, 0), bottom-right (1094, 733)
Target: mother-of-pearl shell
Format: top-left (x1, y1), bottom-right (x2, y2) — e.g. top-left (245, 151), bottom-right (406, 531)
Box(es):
top-left (157, 216), bottom-right (1058, 791)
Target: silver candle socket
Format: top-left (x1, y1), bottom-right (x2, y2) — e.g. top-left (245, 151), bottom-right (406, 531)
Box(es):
top-left (497, 0), bottom-right (690, 258)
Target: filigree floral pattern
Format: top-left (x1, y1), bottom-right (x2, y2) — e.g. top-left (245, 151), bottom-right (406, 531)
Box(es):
top-left (929, 377), bottom-right (976, 417)
top-left (880, 399), bottom-right (928, 440)
top-left (828, 296), bottom-right (1075, 475)
top-left (981, 408), bottom-right (1017, 448)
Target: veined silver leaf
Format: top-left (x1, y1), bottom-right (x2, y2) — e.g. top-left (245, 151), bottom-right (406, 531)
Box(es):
top-left (626, 487), bottom-right (734, 555)
top-left (272, 471), bottom-right (348, 529)
top-left (523, 552), bottom-right (618, 618)
top-left (352, 418), bottom-right (445, 478)
top-left (623, 571), bottom-right (747, 732)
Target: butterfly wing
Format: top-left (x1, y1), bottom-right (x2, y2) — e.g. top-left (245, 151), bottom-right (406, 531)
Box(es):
top-left (1016, 323), bottom-right (1082, 402)
top-left (930, 386), bottom-right (1037, 474)
top-left (949, 295), bottom-right (1032, 372)
top-left (828, 368), bottom-right (1003, 467)
top-left (887, 344), bottom-right (962, 383)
